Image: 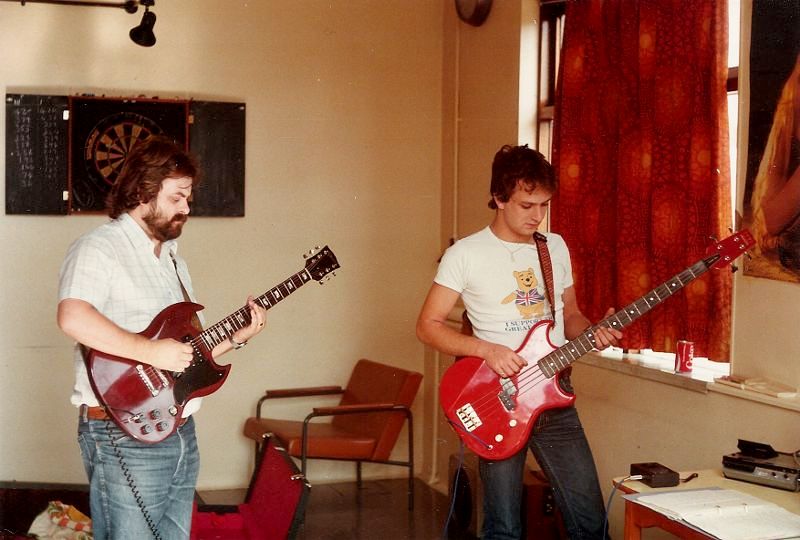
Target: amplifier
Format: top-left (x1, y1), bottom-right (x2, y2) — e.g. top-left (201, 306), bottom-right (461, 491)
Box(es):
top-left (447, 451), bottom-right (566, 539)
top-left (448, 451), bottom-right (483, 537)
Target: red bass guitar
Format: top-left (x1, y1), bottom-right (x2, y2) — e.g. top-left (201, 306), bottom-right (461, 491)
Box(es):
top-left (439, 231), bottom-right (754, 461)
top-left (85, 246), bottom-right (339, 444)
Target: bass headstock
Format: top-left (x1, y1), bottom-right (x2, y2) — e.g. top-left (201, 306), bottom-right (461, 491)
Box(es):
top-left (704, 230), bottom-right (755, 271)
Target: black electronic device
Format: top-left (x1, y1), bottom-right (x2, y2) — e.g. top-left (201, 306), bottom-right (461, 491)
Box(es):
top-left (630, 462), bottom-right (680, 488)
top-left (722, 439), bottom-right (800, 492)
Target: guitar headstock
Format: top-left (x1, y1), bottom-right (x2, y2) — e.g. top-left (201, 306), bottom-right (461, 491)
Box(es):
top-left (304, 245), bottom-right (340, 282)
top-left (705, 230), bottom-right (755, 270)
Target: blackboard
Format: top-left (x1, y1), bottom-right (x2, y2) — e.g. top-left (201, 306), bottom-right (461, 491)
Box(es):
top-left (5, 94), bottom-right (69, 214)
top-left (189, 101), bottom-right (246, 217)
top-left (5, 93), bottom-right (246, 216)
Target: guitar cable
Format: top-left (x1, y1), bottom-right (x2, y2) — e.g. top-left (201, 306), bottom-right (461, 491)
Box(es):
top-left (446, 418), bottom-right (493, 452)
top-left (105, 420), bottom-right (164, 540)
top-left (603, 474), bottom-right (643, 540)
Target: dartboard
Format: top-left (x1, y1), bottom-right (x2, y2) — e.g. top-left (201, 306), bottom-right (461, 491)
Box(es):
top-left (84, 111), bottom-right (162, 186)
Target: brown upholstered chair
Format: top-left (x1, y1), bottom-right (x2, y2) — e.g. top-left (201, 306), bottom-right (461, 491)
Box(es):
top-left (243, 359), bottom-right (423, 509)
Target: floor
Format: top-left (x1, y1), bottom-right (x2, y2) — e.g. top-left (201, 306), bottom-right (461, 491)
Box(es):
top-left (199, 478), bottom-right (471, 540)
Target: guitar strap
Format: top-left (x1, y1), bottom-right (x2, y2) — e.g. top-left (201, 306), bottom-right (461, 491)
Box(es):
top-left (533, 232), bottom-right (556, 323)
top-left (533, 231), bottom-right (573, 390)
top-left (171, 253), bottom-right (203, 331)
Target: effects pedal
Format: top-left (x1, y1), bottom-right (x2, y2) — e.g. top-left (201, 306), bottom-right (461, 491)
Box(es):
top-left (630, 462), bottom-right (680, 488)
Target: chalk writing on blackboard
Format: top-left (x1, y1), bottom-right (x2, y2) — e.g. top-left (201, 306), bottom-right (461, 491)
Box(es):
top-left (5, 94), bottom-right (68, 214)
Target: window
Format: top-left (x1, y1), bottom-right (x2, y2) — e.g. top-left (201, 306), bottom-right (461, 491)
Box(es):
top-left (537, 1), bottom-right (739, 377)
top-left (537, 1), bottom-right (565, 161)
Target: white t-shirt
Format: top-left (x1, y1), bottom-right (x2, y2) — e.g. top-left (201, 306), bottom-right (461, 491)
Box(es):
top-left (434, 226), bottom-right (574, 350)
top-left (58, 213), bottom-right (204, 417)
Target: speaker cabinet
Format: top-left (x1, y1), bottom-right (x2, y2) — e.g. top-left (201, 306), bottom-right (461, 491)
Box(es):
top-left (447, 452), bottom-right (566, 539)
top-left (522, 469), bottom-right (567, 540)
top-left (447, 451), bottom-right (483, 538)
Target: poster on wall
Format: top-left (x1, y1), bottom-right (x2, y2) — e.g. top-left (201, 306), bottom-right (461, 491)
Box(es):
top-left (742, 0), bottom-right (800, 283)
top-left (69, 96), bottom-right (188, 213)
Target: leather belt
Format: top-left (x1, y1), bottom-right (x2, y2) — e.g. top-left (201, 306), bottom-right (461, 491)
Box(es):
top-left (79, 404), bottom-right (189, 427)
top-left (81, 405), bottom-right (112, 420)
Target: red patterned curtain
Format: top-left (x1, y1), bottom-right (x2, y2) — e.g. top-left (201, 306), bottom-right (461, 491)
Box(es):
top-left (551, 0), bottom-right (732, 359)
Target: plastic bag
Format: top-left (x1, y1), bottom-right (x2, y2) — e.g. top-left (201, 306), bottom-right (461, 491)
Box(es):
top-left (27, 500), bottom-right (92, 539)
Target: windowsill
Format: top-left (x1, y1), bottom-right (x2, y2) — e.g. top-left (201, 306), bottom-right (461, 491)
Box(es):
top-left (578, 350), bottom-right (712, 394)
top-left (444, 309), bottom-right (800, 412)
top-left (579, 350), bottom-right (800, 413)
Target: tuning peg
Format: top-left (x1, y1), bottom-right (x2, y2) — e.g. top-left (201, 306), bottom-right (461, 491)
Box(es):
top-left (731, 263), bottom-right (739, 273)
top-left (709, 235), bottom-right (719, 243)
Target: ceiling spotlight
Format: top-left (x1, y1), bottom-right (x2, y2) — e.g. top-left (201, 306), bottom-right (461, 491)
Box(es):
top-left (129, 1), bottom-right (156, 47)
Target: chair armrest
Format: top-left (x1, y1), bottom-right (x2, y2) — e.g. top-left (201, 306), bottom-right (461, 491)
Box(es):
top-left (309, 403), bottom-right (410, 417)
top-left (263, 386), bottom-right (343, 399)
top-left (256, 386), bottom-right (343, 418)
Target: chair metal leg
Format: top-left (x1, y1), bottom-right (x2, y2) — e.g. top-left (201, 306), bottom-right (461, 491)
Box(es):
top-left (407, 410), bottom-right (414, 511)
top-left (302, 416), bottom-right (311, 476)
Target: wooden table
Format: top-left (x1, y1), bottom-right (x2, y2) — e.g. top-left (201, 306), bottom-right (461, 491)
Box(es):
top-left (612, 469), bottom-right (800, 539)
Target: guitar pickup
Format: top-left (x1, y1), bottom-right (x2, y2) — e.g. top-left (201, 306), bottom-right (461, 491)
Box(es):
top-left (456, 403), bottom-right (482, 432)
top-left (498, 378), bottom-right (517, 411)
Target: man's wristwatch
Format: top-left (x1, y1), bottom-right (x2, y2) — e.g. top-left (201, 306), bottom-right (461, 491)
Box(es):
top-left (229, 336), bottom-right (248, 350)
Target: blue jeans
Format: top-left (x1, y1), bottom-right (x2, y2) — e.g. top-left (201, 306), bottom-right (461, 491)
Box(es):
top-left (479, 406), bottom-right (606, 540)
top-left (77, 416), bottom-right (200, 540)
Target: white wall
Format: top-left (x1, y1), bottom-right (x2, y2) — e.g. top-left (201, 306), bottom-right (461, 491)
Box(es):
top-left (0, 0), bottom-right (442, 490)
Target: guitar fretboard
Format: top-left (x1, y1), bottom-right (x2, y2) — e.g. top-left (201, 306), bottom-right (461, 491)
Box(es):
top-left (537, 254), bottom-right (720, 378)
top-left (196, 269), bottom-right (312, 351)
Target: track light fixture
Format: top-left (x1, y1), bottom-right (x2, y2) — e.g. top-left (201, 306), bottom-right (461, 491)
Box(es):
top-left (1, 0), bottom-right (158, 47)
top-left (129, 0), bottom-right (155, 47)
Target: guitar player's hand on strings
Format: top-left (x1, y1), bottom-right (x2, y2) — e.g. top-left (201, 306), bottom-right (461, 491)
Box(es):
top-left (230, 296), bottom-right (268, 346)
top-left (141, 338), bottom-right (195, 373)
top-left (592, 307), bottom-right (623, 350)
top-left (481, 341), bottom-right (527, 378)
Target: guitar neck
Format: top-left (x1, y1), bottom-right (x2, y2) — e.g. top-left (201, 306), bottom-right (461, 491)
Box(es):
top-left (198, 268), bottom-right (313, 350)
top-left (537, 253), bottom-right (721, 377)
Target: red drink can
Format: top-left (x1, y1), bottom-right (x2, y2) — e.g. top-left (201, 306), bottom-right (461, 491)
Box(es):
top-left (674, 340), bottom-right (694, 373)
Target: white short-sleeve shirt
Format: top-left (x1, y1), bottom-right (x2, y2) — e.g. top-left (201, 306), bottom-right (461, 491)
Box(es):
top-left (434, 227), bottom-right (574, 350)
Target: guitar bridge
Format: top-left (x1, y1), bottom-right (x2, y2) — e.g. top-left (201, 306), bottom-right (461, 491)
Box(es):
top-left (455, 403), bottom-right (482, 432)
top-left (135, 364), bottom-right (166, 397)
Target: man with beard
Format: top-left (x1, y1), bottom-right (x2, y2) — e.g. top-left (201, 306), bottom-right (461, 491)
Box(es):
top-left (57, 136), bottom-right (267, 540)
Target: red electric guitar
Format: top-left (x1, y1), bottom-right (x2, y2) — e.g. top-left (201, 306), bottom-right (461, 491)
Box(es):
top-left (85, 245), bottom-right (339, 444)
top-left (439, 231), bottom-right (754, 461)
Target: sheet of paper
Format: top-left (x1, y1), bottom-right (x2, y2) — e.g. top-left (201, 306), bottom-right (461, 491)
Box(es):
top-left (626, 488), bottom-right (800, 540)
